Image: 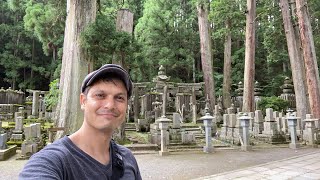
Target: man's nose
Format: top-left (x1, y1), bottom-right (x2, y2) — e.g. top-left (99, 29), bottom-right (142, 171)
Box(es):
top-left (102, 97), bottom-right (115, 109)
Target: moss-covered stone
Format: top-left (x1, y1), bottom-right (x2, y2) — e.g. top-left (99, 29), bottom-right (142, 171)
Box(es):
top-left (0, 145), bottom-right (17, 161)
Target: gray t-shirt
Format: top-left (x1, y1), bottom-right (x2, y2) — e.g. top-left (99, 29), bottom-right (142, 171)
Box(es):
top-left (19, 136), bottom-right (141, 180)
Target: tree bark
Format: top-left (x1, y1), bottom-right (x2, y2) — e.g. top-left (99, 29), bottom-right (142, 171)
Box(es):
top-left (112, 9), bottom-right (134, 141)
top-left (280, 0), bottom-right (308, 120)
top-left (290, 1), bottom-right (310, 115)
top-left (55, 0), bottom-right (96, 138)
top-left (222, 19), bottom-right (232, 109)
top-left (112, 9), bottom-right (134, 69)
top-left (197, 3), bottom-right (215, 113)
top-left (242, 0), bottom-right (256, 113)
top-left (295, 0), bottom-right (320, 119)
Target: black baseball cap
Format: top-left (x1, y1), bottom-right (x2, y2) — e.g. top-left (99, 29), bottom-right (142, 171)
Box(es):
top-left (81, 64), bottom-right (133, 98)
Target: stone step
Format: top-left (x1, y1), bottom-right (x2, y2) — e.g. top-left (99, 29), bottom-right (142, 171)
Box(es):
top-left (170, 122), bottom-right (202, 129)
top-left (132, 150), bottom-right (158, 155)
top-left (125, 123), bottom-right (137, 132)
top-left (125, 128), bottom-right (137, 132)
top-left (125, 143), bottom-right (158, 151)
top-left (183, 127), bottom-right (203, 131)
top-left (195, 134), bottom-right (205, 139)
top-left (168, 144), bottom-right (203, 151)
top-left (168, 143), bottom-right (199, 148)
top-left (125, 123), bottom-right (136, 128)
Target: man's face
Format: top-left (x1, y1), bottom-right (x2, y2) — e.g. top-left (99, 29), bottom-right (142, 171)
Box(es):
top-left (80, 79), bottom-right (128, 132)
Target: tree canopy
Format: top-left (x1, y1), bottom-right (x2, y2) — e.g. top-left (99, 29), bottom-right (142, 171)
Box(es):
top-left (0, 0), bottom-right (319, 101)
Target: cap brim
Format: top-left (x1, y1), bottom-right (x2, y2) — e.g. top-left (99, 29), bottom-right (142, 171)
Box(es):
top-left (81, 64), bottom-right (132, 97)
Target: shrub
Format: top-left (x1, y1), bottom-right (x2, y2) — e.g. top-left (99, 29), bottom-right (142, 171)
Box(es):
top-left (258, 96), bottom-right (289, 113)
top-left (44, 79), bottom-right (60, 112)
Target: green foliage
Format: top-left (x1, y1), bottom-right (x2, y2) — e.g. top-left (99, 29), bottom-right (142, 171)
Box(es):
top-left (81, 14), bottom-right (137, 67)
top-left (44, 79), bottom-right (60, 111)
top-left (24, 0), bottom-right (66, 56)
top-left (258, 96), bottom-right (289, 113)
top-left (262, 75), bottom-right (289, 97)
top-left (210, 0), bottom-right (245, 38)
top-left (0, 0), bottom-right (319, 99)
top-left (134, 0), bottom-right (199, 82)
top-left (0, 1), bottom-right (53, 90)
top-left (214, 72), bottom-right (224, 96)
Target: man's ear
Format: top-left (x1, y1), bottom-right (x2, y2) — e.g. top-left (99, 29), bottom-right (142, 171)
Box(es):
top-left (80, 93), bottom-right (86, 110)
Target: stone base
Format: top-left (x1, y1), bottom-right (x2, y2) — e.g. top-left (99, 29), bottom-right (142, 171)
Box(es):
top-left (11, 133), bottom-right (23, 140)
top-left (263, 121), bottom-right (277, 135)
top-left (0, 145), bottom-right (17, 161)
top-left (159, 151), bottom-right (170, 156)
top-left (220, 126), bottom-right (228, 138)
top-left (241, 145), bottom-right (252, 151)
top-left (289, 143), bottom-right (300, 149)
top-left (256, 134), bottom-right (286, 144)
top-left (27, 115), bottom-right (37, 119)
top-left (307, 144), bottom-right (318, 148)
top-left (203, 146), bottom-right (214, 153)
top-left (12, 130), bottom-right (23, 134)
top-left (181, 132), bottom-right (195, 144)
top-left (148, 133), bottom-right (169, 146)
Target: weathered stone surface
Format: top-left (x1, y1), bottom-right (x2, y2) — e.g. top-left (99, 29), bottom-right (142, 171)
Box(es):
top-left (0, 145), bottom-right (17, 161)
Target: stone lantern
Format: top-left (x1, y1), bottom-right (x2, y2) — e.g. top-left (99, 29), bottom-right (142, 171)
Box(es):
top-left (156, 115), bottom-right (172, 156)
top-left (199, 106), bottom-right (214, 153)
top-left (238, 113), bottom-right (252, 151)
top-left (286, 111), bottom-right (300, 149)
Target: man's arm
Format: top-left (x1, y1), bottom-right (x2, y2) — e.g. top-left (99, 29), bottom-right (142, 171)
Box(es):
top-left (19, 151), bottom-right (63, 180)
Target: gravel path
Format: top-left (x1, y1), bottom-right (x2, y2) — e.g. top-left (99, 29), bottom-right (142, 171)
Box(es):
top-left (0, 147), bottom-right (318, 180)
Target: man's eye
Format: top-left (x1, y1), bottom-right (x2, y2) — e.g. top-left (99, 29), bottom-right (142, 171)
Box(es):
top-left (116, 96), bottom-right (125, 101)
top-left (95, 94), bottom-right (105, 98)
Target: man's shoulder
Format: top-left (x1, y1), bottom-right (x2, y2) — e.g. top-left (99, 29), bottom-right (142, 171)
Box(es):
top-left (19, 137), bottom-right (74, 179)
top-left (113, 143), bottom-right (142, 180)
top-left (32, 136), bottom-right (71, 158)
top-left (115, 143), bottom-right (133, 156)
top-left (113, 143), bottom-right (138, 163)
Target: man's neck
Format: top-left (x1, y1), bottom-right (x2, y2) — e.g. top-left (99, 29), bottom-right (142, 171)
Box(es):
top-left (69, 127), bottom-right (113, 165)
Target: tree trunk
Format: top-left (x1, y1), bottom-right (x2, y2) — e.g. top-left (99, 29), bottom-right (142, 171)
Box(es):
top-left (295, 0), bottom-right (320, 119)
top-left (222, 19), bottom-right (232, 109)
top-left (112, 9), bottom-right (134, 141)
top-left (242, 0), bottom-right (256, 113)
top-left (112, 9), bottom-right (134, 69)
top-left (280, 0), bottom-right (308, 120)
top-left (31, 39), bottom-right (34, 82)
top-left (197, 3), bottom-right (215, 113)
top-left (290, 1), bottom-right (310, 116)
top-left (55, 0), bottom-right (96, 138)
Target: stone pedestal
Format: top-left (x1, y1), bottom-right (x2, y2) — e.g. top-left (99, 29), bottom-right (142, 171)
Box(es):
top-left (220, 114), bottom-right (229, 139)
top-left (281, 117), bottom-right (288, 134)
top-left (287, 115), bottom-right (300, 149)
top-left (156, 116), bottom-right (172, 156)
top-left (11, 116), bottom-right (24, 141)
top-left (181, 131), bottom-right (195, 144)
top-left (239, 113), bottom-right (252, 151)
top-left (32, 91), bottom-right (40, 118)
top-left (0, 133), bottom-right (7, 149)
top-left (0, 145), bottom-right (17, 160)
top-left (200, 112), bottom-right (214, 153)
top-left (172, 113), bottom-right (181, 129)
top-left (21, 140), bottom-right (38, 157)
top-left (303, 118), bottom-right (318, 148)
top-left (262, 108), bottom-right (278, 136)
top-left (192, 104), bottom-right (197, 124)
top-left (253, 110), bottom-right (263, 135)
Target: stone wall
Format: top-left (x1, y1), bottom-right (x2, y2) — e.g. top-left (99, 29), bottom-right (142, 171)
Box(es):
top-left (0, 88), bottom-right (24, 104)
